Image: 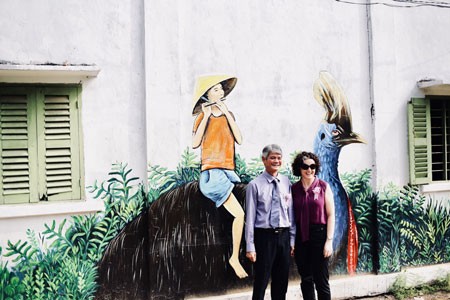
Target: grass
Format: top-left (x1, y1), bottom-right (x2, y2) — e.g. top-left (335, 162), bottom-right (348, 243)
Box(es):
top-left (390, 274), bottom-right (450, 300)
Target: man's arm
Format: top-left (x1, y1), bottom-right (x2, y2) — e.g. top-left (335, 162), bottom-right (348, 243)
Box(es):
top-left (245, 181), bottom-right (257, 262)
top-left (288, 184), bottom-right (296, 256)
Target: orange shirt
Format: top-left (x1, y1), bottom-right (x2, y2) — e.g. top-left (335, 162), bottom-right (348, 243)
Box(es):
top-left (193, 112), bottom-right (236, 171)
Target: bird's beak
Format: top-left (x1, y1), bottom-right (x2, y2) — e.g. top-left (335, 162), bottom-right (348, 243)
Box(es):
top-left (335, 131), bottom-right (366, 147)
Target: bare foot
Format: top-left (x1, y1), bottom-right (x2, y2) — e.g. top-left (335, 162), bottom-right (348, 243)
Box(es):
top-left (229, 257), bottom-right (248, 278)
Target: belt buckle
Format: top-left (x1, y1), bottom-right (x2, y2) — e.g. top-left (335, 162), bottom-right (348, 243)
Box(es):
top-left (274, 228), bottom-right (281, 234)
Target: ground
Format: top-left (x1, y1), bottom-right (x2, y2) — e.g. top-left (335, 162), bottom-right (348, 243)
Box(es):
top-left (356, 291), bottom-right (450, 300)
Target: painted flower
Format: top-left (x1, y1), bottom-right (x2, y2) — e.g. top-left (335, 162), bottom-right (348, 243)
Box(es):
top-left (312, 186), bottom-right (321, 200)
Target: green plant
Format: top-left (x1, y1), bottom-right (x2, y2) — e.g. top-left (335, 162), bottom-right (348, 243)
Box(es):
top-left (377, 183), bottom-right (402, 273)
top-left (398, 185), bottom-right (450, 266)
top-left (1, 246), bottom-right (26, 300)
top-left (1, 163), bottom-right (147, 300)
top-left (390, 274), bottom-right (450, 300)
top-left (148, 147), bottom-right (201, 201)
top-left (3, 228), bottom-right (97, 299)
top-left (341, 169), bottom-right (378, 273)
top-left (376, 182), bottom-right (450, 272)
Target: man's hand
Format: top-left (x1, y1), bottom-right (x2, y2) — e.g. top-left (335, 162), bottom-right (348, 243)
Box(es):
top-left (290, 246), bottom-right (295, 257)
top-left (246, 251), bottom-right (256, 263)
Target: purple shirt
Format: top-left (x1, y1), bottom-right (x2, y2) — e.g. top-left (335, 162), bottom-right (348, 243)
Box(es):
top-left (292, 177), bottom-right (328, 242)
top-left (245, 171), bottom-right (296, 252)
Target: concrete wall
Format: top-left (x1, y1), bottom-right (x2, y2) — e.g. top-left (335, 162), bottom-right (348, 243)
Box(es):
top-left (371, 5), bottom-right (450, 190)
top-left (0, 0), bottom-right (147, 249)
top-left (1, 0), bottom-right (450, 278)
top-left (145, 0), bottom-right (373, 172)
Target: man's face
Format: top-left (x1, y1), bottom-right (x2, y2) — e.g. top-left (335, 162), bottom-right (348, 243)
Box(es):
top-left (262, 151), bottom-right (282, 174)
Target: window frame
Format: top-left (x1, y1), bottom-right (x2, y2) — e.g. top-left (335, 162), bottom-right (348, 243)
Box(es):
top-left (0, 84), bottom-right (84, 204)
top-left (408, 96), bottom-right (450, 185)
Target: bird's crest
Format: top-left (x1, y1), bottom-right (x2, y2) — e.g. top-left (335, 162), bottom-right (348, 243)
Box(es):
top-left (313, 71), bottom-right (366, 145)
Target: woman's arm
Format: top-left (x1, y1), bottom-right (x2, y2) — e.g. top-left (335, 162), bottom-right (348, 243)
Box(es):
top-left (324, 183), bottom-right (335, 257)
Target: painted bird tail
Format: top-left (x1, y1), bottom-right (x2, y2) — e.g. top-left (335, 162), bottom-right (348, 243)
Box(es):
top-left (347, 197), bottom-right (358, 275)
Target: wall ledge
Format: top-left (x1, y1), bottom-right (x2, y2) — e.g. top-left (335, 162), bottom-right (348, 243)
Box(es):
top-left (0, 200), bottom-right (104, 219)
top-left (417, 80), bottom-right (450, 96)
top-left (190, 263), bottom-right (450, 300)
top-left (0, 62), bottom-right (100, 83)
top-left (420, 182), bottom-right (450, 193)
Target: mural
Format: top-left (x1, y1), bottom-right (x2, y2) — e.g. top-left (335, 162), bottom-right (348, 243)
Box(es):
top-left (312, 71), bottom-right (366, 274)
top-left (1, 72), bottom-right (450, 299)
top-left (1, 160), bottom-right (450, 299)
top-left (0, 163), bottom-right (148, 300)
top-left (191, 75), bottom-right (247, 279)
top-left (377, 184), bottom-right (450, 273)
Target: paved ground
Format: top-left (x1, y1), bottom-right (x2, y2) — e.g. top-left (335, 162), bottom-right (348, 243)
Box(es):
top-left (190, 264), bottom-right (450, 300)
top-left (356, 291), bottom-right (450, 300)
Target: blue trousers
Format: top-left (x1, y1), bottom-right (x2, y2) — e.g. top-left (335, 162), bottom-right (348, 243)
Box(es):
top-left (252, 228), bottom-right (290, 300)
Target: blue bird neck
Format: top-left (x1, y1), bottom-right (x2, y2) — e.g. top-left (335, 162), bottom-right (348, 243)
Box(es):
top-left (315, 147), bottom-right (343, 186)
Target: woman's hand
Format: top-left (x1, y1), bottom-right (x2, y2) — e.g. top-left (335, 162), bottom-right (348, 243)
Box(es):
top-left (201, 102), bottom-right (212, 117)
top-left (323, 240), bottom-right (333, 258)
top-left (214, 100), bottom-right (230, 115)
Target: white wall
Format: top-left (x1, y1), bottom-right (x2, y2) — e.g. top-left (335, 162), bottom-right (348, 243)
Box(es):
top-left (371, 5), bottom-right (450, 190)
top-left (145, 0), bottom-right (374, 174)
top-left (3, 0), bottom-right (449, 259)
top-left (0, 0), bottom-right (146, 249)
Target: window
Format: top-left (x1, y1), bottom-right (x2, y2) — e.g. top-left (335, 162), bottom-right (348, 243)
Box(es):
top-left (0, 85), bottom-right (84, 204)
top-left (408, 96), bottom-right (450, 184)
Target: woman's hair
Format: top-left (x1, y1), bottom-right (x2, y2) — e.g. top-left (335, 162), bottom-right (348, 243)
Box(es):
top-left (291, 151), bottom-right (321, 177)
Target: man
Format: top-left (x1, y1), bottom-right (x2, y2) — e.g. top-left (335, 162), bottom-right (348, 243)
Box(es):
top-left (245, 144), bottom-right (296, 300)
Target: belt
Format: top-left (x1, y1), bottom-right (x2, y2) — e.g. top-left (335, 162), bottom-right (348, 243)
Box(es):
top-left (256, 227), bottom-right (289, 234)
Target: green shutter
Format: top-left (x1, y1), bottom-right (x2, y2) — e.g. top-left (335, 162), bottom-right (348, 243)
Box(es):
top-left (36, 87), bottom-right (82, 201)
top-left (0, 88), bottom-right (38, 204)
top-left (408, 98), bottom-right (432, 184)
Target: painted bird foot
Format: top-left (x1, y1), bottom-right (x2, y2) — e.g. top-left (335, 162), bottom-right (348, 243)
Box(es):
top-left (229, 257), bottom-right (248, 278)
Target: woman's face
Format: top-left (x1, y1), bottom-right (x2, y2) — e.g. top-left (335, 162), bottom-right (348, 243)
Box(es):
top-left (300, 158), bottom-right (316, 180)
top-left (206, 83), bottom-right (224, 102)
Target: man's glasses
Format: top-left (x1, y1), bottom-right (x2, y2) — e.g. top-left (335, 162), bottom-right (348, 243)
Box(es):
top-left (300, 163), bottom-right (317, 170)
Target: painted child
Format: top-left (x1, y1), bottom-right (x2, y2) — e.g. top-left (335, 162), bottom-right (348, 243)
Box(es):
top-left (192, 74), bottom-right (248, 279)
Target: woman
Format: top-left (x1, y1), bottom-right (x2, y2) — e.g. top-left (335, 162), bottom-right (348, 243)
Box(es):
top-left (192, 74), bottom-right (247, 279)
top-left (291, 151), bottom-right (335, 300)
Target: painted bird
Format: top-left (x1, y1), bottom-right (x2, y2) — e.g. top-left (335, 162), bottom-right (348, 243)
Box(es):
top-left (312, 71), bottom-right (365, 274)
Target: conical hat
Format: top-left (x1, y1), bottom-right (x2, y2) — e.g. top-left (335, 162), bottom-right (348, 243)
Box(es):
top-left (192, 75), bottom-right (237, 115)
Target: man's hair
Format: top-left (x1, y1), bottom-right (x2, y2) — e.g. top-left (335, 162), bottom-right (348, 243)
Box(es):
top-left (262, 144), bottom-right (283, 158)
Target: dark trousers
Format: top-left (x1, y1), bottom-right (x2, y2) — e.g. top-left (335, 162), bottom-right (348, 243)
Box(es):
top-left (252, 228), bottom-right (290, 300)
top-left (294, 224), bottom-right (331, 300)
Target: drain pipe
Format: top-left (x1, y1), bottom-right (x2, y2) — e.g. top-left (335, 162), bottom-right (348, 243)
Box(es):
top-left (366, 0), bottom-right (377, 191)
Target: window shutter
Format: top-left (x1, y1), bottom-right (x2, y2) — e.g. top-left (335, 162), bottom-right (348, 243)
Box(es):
top-left (0, 89), bottom-right (38, 204)
top-left (408, 98), bottom-right (432, 184)
top-left (36, 87), bottom-right (82, 201)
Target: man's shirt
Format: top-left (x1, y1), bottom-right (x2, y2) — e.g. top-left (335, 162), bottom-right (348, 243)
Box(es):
top-left (245, 171), bottom-right (296, 252)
